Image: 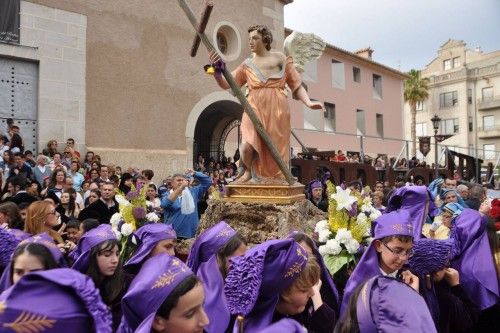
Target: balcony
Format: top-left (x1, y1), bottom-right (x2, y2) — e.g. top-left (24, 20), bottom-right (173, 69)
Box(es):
top-left (477, 125), bottom-right (500, 139)
top-left (478, 96), bottom-right (500, 111)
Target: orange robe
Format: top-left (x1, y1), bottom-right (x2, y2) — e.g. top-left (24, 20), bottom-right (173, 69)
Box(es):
top-left (232, 56), bottom-right (301, 179)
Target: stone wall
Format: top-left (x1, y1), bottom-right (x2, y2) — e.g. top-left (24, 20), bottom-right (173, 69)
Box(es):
top-left (19, 1), bottom-right (87, 153)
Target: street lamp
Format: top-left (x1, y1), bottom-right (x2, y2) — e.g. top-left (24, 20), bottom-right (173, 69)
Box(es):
top-left (431, 114), bottom-right (441, 178)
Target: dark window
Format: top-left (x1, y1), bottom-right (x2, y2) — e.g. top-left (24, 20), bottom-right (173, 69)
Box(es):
top-left (353, 67), bottom-right (361, 83)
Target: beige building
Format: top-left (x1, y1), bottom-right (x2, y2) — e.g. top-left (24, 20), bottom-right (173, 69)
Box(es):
top-left (404, 39), bottom-right (500, 167)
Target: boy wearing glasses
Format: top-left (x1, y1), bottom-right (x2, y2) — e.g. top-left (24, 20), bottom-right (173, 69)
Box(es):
top-left (340, 209), bottom-right (419, 315)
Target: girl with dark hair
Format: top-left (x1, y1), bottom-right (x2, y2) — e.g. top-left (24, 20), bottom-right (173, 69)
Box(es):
top-left (60, 189), bottom-right (80, 219)
top-left (0, 201), bottom-right (23, 230)
top-left (71, 224), bottom-right (129, 331)
top-left (10, 242), bottom-right (58, 285)
top-left (86, 188), bottom-right (101, 207)
top-left (120, 253), bottom-right (209, 332)
top-left (46, 168), bottom-right (66, 197)
top-left (0, 232), bottom-right (63, 293)
top-left (118, 172), bottom-right (134, 195)
top-left (87, 167), bottom-right (100, 183)
top-left (186, 222), bottom-right (247, 333)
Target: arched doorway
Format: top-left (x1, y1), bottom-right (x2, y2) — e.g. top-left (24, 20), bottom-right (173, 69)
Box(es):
top-left (193, 100), bottom-right (243, 164)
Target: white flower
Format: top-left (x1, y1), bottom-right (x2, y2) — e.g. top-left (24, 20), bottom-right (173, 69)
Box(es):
top-left (110, 213), bottom-right (123, 227)
top-left (362, 196), bottom-right (371, 205)
top-left (325, 238), bottom-right (342, 255)
top-left (361, 204), bottom-right (372, 213)
top-left (335, 228), bottom-right (353, 244)
top-left (113, 229), bottom-right (122, 240)
top-left (146, 212), bottom-right (160, 223)
top-left (344, 238), bottom-right (360, 254)
top-left (331, 187), bottom-right (358, 211)
top-left (318, 245), bottom-right (328, 256)
top-left (318, 229), bottom-right (332, 242)
top-left (369, 209), bottom-right (382, 220)
top-left (115, 194), bottom-right (129, 206)
top-left (357, 213), bottom-right (368, 225)
top-left (315, 219), bottom-right (329, 233)
top-left (365, 237), bottom-right (374, 245)
top-left (121, 223), bottom-right (134, 236)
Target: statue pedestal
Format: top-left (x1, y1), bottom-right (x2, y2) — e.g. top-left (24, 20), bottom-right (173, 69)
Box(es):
top-left (198, 198), bottom-right (325, 245)
top-left (223, 183), bottom-right (305, 204)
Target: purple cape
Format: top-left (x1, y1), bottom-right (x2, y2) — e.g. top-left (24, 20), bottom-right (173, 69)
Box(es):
top-left (258, 318), bottom-right (306, 333)
top-left (186, 220), bottom-right (237, 273)
top-left (118, 253), bottom-right (194, 332)
top-left (356, 276), bottom-right (437, 333)
top-left (72, 224), bottom-right (117, 273)
top-left (0, 232), bottom-right (65, 293)
top-left (188, 221), bottom-right (238, 333)
top-left (340, 210), bottom-right (414, 315)
top-left (385, 185), bottom-right (431, 239)
top-left (124, 223), bottom-right (176, 271)
top-left (224, 239), bottom-right (308, 333)
top-left (287, 230), bottom-right (340, 314)
top-left (450, 208), bottom-right (499, 310)
top-left (0, 268), bottom-right (112, 332)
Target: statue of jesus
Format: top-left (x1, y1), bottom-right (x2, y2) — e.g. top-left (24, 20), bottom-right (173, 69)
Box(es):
top-left (210, 25), bottom-right (323, 183)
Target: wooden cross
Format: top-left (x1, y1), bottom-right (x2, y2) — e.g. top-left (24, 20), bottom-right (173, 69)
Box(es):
top-left (178, 0), bottom-right (295, 185)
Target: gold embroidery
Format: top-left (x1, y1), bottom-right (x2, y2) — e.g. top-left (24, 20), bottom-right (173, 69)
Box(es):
top-left (31, 235), bottom-right (42, 241)
top-left (284, 262), bottom-right (303, 278)
top-left (296, 247), bottom-right (307, 261)
top-left (406, 224), bottom-right (414, 234)
top-left (361, 282), bottom-right (369, 308)
top-left (216, 228), bottom-right (232, 238)
top-left (151, 270), bottom-right (180, 289)
top-left (3, 311), bottom-right (56, 332)
top-left (0, 301), bottom-right (5, 314)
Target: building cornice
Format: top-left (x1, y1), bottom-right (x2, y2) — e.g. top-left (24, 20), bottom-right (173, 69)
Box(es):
top-left (284, 27), bottom-right (409, 80)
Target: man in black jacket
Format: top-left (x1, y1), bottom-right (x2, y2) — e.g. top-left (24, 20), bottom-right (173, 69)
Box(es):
top-left (79, 181), bottom-right (118, 224)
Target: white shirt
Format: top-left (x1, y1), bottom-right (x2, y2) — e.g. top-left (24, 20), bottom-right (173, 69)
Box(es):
top-left (379, 267), bottom-right (398, 278)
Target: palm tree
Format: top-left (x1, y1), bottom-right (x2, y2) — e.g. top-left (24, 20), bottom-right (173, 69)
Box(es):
top-left (404, 69), bottom-right (429, 157)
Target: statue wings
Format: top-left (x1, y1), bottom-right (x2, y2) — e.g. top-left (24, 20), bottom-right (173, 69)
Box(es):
top-left (284, 31), bottom-right (326, 73)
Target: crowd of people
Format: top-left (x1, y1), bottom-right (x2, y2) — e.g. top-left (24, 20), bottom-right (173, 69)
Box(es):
top-left (0, 133), bottom-right (498, 332)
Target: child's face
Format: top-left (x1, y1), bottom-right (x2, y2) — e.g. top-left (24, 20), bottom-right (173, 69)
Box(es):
top-left (375, 238), bottom-right (413, 274)
top-left (67, 227), bottom-right (80, 243)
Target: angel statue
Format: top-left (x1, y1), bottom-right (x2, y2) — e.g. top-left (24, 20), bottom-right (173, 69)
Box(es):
top-left (209, 25), bottom-right (326, 183)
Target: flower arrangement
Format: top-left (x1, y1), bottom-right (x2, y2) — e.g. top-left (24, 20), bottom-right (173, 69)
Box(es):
top-left (111, 185), bottom-right (160, 257)
top-left (315, 181), bottom-right (381, 275)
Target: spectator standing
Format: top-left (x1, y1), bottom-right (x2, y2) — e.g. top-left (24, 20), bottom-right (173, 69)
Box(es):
top-left (161, 169), bottom-right (211, 239)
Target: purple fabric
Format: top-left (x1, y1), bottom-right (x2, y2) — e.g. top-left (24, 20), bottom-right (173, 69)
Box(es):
top-left (72, 224), bottom-right (117, 273)
top-left (257, 318), bottom-right (306, 333)
top-left (408, 238), bottom-right (453, 276)
top-left (450, 208), bottom-right (499, 310)
top-left (356, 276), bottom-right (437, 333)
top-left (287, 231), bottom-right (340, 313)
top-left (188, 222), bottom-right (239, 333)
top-left (124, 223), bottom-right (176, 270)
top-left (0, 228), bottom-right (21, 267)
top-left (341, 210), bottom-right (413, 315)
top-left (197, 255), bottom-right (230, 333)
top-left (0, 232), bottom-right (65, 293)
top-left (385, 185), bottom-right (430, 239)
top-left (0, 268), bottom-right (112, 332)
top-left (186, 220), bottom-right (236, 273)
top-left (119, 253), bottom-right (193, 332)
top-left (224, 239), bottom-right (308, 332)
top-left (309, 180), bottom-right (322, 190)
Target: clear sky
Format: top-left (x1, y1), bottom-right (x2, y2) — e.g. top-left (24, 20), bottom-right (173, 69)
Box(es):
top-left (284, 0), bottom-right (500, 72)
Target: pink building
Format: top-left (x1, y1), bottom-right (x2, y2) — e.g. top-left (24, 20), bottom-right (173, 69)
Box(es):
top-left (288, 33), bottom-right (408, 159)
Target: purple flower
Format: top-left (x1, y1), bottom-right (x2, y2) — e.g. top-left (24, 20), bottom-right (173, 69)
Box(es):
top-left (126, 190), bottom-right (139, 201)
top-left (347, 202), bottom-right (358, 217)
top-left (132, 207), bottom-right (146, 220)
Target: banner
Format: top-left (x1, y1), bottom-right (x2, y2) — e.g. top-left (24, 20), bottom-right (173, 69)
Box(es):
top-left (418, 136), bottom-right (431, 157)
top-left (0, 0), bottom-right (20, 43)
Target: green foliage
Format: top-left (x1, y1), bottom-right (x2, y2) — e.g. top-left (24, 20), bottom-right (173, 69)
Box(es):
top-left (324, 252), bottom-right (354, 276)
